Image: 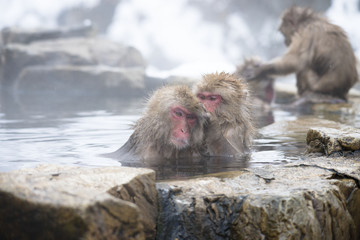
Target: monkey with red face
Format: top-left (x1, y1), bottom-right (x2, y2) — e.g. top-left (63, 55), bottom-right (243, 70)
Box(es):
top-left (110, 85), bottom-right (208, 161)
top-left (194, 72), bottom-right (255, 157)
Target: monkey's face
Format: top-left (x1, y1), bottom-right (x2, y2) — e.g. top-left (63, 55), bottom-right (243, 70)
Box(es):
top-left (169, 105), bottom-right (198, 149)
top-left (279, 20), bottom-right (294, 46)
top-left (196, 92), bottom-right (222, 113)
top-left (279, 8), bottom-right (303, 46)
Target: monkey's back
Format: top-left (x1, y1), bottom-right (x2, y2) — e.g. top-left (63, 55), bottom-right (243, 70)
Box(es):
top-left (295, 20), bottom-right (358, 98)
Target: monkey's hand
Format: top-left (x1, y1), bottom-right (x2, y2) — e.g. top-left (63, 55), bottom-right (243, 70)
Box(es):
top-left (242, 65), bottom-right (266, 81)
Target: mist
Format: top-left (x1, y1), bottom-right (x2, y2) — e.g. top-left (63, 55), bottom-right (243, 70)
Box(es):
top-left (1, 0), bottom-right (359, 79)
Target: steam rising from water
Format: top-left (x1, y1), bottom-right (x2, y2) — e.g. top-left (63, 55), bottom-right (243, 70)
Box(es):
top-left (0, 0), bottom-right (98, 28)
top-left (0, 0), bottom-right (359, 77)
top-left (327, 0), bottom-right (360, 57)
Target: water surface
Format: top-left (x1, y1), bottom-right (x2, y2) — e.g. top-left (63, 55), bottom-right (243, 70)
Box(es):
top-left (1, 89), bottom-right (359, 180)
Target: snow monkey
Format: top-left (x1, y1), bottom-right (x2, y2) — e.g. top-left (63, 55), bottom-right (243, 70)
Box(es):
top-left (194, 72), bottom-right (255, 157)
top-left (250, 6), bottom-right (358, 104)
top-left (111, 85), bottom-right (208, 160)
top-left (235, 57), bottom-right (275, 106)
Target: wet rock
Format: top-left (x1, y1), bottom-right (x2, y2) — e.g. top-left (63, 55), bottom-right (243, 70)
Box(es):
top-left (156, 157), bottom-right (360, 239)
top-left (259, 116), bottom-right (343, 143)
top-left (1, 24), bottom-right (95, 45)
top-left (306, 126), bottom-right (360, 156)
top-left (0, 164), bottom-right (157, 240)
top-left (1, 37), bottom-right (146, 86)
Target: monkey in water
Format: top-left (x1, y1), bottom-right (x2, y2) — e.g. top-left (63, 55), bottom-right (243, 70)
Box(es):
top-left (194, 72), bottom-right (255, 157)
top-left (109, 85), bottom-right (208, 161)
top-left (249, 6), bottom-right (358, 104)
top-left (235, 57), bottom-right (275, 127)
top-left (235, 57), bottom-right (275, 108)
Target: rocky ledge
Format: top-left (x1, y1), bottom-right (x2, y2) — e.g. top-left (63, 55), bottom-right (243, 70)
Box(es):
top-left (157, 157), bottom-right (360, 239)
top-left (1, 117), bottom-right (359, 239)
top-left (0, 25), bottom-right (149, 103)
top-left (0, 165), bottom-right (157, 240)
top-left (0, 156), bottom-right (359, 240)
top-left (307, 126), bottom-right (360, 157)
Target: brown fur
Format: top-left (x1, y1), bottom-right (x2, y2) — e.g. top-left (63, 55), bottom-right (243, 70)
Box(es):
top-left (112, 85), bottom-right (207, 160)
top-left (194, 72), bottom-right (255, 157)
top-left (235, 57), bottom-right (275, 105)
top-left (252, 6), bottom-right (358, 101)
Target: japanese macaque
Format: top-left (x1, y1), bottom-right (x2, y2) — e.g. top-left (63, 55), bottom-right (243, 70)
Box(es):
top-left (235, 57), bottom-right (275, 127)
top-left (235, 57), bottom-right (275, 107)
top-left (250, 6), bottom-right (358, 104)
top-left (109, 85), bottom-right (208, 161)
top-left (194, 72), bottom-right (255, 157)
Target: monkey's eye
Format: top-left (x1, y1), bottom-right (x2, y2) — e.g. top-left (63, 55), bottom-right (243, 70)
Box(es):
top-left (174, 110), bottom-right (183, 117)
top-left (186, 114), bottom-right (196, 120)
top-left (197, 94), bottom-right (206, 100)
top-left (209, 95), bottom-right (220, 101)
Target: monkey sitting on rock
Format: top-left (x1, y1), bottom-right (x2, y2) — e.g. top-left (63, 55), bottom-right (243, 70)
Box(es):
top-left (248, 6), bottom-right (358, 105)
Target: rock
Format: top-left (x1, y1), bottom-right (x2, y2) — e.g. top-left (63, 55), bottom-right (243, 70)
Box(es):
top-left (1, 37), bottom-right (146, 86)
top-left (259, 116), bottom-right (348, 140)
top-left (9, 65), bottom-right (145, 114)
top-left (57, 0), bottom-right (120, 34)
top-left (306, 126), bottom-right (360, 156)
top-left (1, 24), bottom-right (95, 45)
top-left (14, 65), bottom-right (145, 96)
top-left (0, 164), bottom-right (157, 240)
top-left (156, 157), bottom-right (360, 239)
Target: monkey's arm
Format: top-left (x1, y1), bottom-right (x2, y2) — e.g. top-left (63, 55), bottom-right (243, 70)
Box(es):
top-left (251, 34), bottom-right (309, 79)
top-left (262, 54), bottom-right (299, 75)
top-left (223, 126), bottom-right (250, 155)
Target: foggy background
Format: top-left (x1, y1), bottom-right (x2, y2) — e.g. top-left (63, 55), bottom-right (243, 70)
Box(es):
top-left (1, 0), bottom-right (359, 79)
top-left (1, 0), bottom-right (360, 174)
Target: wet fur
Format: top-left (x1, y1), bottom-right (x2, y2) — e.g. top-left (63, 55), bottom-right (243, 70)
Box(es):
top-left (194, 72), bottom-right (255, 157)
top-left (235, 57), bottom-right (275, 105)
top-left (111, 85), bottom-right (207, 160)
top-left (254, 6), bottom-right (358, 101)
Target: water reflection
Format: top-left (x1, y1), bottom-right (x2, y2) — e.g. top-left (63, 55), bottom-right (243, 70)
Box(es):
top-left (119, 155), bottom-right (250, 180)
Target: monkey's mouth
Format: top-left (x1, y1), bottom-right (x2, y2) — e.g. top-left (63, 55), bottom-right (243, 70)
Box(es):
top-left (170, 137), bottom-right (189, 149)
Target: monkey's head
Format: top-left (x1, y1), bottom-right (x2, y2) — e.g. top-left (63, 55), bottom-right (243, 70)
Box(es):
top-left (279, 6), bottom-right (316, 46)
top-left (145, 85), bottom-right (207, 150)
top-left (236, 57), bottom-right (265, 81)
top-left (194, 72), bottom-right (249, 120)
top-left (235, 58), bottom-right (275, 104)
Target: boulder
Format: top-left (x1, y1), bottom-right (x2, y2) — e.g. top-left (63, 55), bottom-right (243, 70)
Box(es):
top-left (306, 126), bottom-right (360, 156)
top-left (57, 0), bottom-right (120, 34)
top-left (0, 164), bottom-right (157, 240)
top-left (8, 65), bottom-right (145, 114)
top-left (1, 24), bottom-right (95, 45)
top-left (1, 37), bottom-right (146, 86)
top-left (14, 65), bottom-right (145, 96)
top-left (156, 157), bottom-right (360, 240)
